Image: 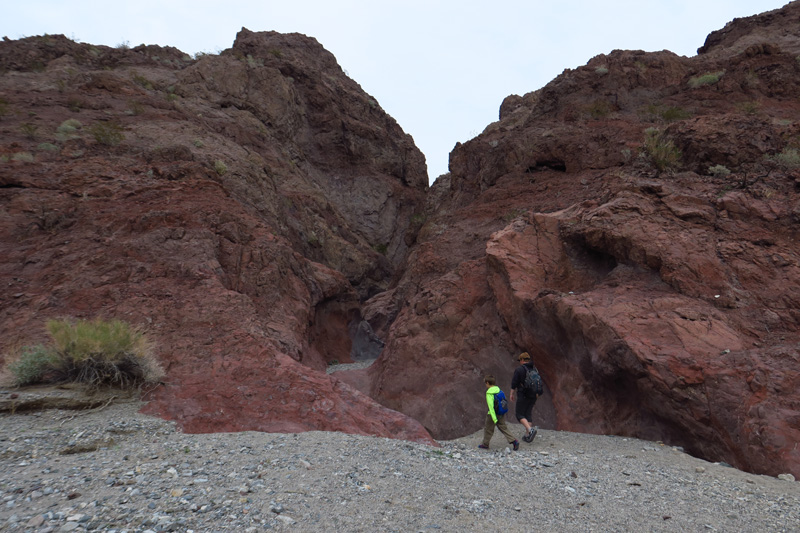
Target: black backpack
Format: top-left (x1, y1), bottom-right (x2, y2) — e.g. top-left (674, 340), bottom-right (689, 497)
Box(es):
top-left (523, 365), bottom-right (544, 397)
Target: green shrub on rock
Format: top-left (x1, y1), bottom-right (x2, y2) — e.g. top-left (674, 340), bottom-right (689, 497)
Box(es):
top-left (5, 318), bottom-right (163, 390)
top-left (7, 345), bottom-right (58, 386)
top-left (642, 128), bottom-right (681, 172)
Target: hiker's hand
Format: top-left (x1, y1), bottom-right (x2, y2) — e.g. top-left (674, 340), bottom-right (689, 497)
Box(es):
top-left (510, 390), bottom-right (516, 402)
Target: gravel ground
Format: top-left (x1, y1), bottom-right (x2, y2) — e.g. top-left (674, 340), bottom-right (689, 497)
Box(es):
top-left (1, 398), bottom-right (799, 533)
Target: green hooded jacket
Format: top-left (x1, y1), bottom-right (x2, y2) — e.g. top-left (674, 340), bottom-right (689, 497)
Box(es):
top-left (486, 385), bottom-right (501, 423)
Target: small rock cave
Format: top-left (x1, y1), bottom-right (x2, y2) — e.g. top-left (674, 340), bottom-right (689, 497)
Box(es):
top-left (526, 159), bottom-right (567, 173)
top-left (563, 235), bottom-right (619, 287)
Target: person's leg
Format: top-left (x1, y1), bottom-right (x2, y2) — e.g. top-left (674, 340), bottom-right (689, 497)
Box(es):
top-left (523, 398), bottom-right (537, 442)
top-left (481, 412), bottom-right (495, 447)
top-left (515, 395), bottom-right (533, 433)
top-left (496, 416), bottom-right (516, 443)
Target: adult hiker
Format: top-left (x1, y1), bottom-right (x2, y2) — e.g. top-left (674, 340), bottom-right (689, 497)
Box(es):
top-left (510, 352), bottom-right (542, 443)
top-left (478, 374), bottom-right (519, 451)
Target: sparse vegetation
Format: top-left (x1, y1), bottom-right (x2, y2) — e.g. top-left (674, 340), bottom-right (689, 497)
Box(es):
top-left (57, 119), bottom-right (82, 139)
top-left (127, 100), bottom-right (144, 116)
top-left (767, 147), bottom-right (800, 169)
top-left (708, 164), bottom-right (731, 177)
top-left (688, 70), bottom-right (725, 88)
top-left (246, 54), bottom-right (263, 68)
top-left (66, 98), bottom-right (83, 112)
top-left (7, 345), bottom-right (58, 386)
top-left (19, 122), bottom-right (38, 139)
top-left (88, 120), bottom-right (124, 146)
top-left (642, 127), bottom-right (681, 172)
top-left (0, 97), bottom-right (9, 119)
top-left (132, 73), bottom-right (154, 90)
top-left (503, 208), bottom-right (527, 222)
top-left (5, 318), bottom-right (163, 390)
top-left (410, 213), bottom-right (426, 225)
top-left (374, 243), bottom-right (388, 255)
top-left (587, 99), bottom-right (612, 119)
top-left (595, 66), bottom-right (609, 75)
top-left (644, 104), bottom-right (691, 122)
top-left (11, 152), bottom-right (35, 162)
top-left (37, 142), bottom-right (59, 152)
top-left (660, 106), bottom-right (691, 122)
top-left (214, 159), bottom-right (228, 175)
top-left (738, 101), bottom-right (761, 115)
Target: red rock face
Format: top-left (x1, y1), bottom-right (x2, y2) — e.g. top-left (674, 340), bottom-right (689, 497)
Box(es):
top-left (0, 32), bottom-right (433, 445)
top-left (359, 3), bottom-right (800, 476)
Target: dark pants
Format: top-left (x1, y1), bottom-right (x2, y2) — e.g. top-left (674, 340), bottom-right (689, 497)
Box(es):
top-left (515, 394), bottom-right (537, 423)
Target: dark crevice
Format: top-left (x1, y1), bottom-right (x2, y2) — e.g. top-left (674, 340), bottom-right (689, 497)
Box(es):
top-left (526, 160), bottom-right (567, 173)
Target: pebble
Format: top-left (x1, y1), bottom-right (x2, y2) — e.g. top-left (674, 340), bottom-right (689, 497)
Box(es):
top-left (0, 400), bottom-right (798, 532)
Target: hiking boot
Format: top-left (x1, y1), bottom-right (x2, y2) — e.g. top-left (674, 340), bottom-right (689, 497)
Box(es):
top-left (512, 440), bottom-right (519, 451)
top-left (478, 444), bottom-right (489, 449)
top-left (529, 426), bottom-right (538, 442)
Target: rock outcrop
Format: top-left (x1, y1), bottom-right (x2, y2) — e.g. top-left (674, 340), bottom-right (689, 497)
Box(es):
top-left (0, 30), bottom-right (433, 444)
top-left (3, 3), bottom-right (800, 477)
top-left (349, 1), bottom-right (800, 476)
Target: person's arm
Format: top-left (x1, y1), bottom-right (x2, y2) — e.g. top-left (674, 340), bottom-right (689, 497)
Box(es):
top-left (487, 391), bottom-right (497, 423)
top-left (510, 367), bottom-right (521, 402)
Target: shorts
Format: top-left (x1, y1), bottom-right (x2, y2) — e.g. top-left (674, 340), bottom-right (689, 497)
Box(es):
top-left (515, 393), bottom-right (537, 422)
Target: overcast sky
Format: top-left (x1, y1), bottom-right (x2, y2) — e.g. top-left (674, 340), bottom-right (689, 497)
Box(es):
top-left (2, 1), bottom-right (790, 182)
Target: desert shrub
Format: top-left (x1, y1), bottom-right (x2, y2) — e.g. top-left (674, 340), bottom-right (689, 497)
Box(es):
top-left (55, 119), bottom-right (82, 141)
top-left (0, 97), bottom-right (9, 118)
top-left (7, 345), bottom-right (58, 386)
top-left (19, 122), bottom-right (38, 139)
top-left (595, 66), bottom-right (609, 75)
top-left (127, 100), bottom-right (144, 116)
top-left (11, 152), bottom-right (34, 162)
top-left (587, 99), bottom-right (612, 119)
top-left (55, 318), bottom-right (160, 389)
top-left (132, 73), bottom-right (154, 90)
top-left (738, 101), bottom-right (761, 115)
top-left (37, 142), bottom-right (59, 152)
top-left (644, 104), bottom-right (691, 122)
top-left (642, 127), bottom-right (681, 172)
top-left (214, 159), bottom-right (228, 175)
top-left (88, 121), bottom-right (124, 146)
top-left (688, 71), bottom-right (725, 88)
top-left (708, 164), bottom-right (731, 177)
top-left (246, 54), bottom-right (263, 68)
top-left (660, 106), bottom-right (691, 122)
top-left (5, 318), bottom-right (163, 390)
top-left (767, 147), bottom-right (800, 169)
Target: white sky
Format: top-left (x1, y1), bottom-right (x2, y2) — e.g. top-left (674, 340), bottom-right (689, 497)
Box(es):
top-left (2, 1), bottom-right (790, 181)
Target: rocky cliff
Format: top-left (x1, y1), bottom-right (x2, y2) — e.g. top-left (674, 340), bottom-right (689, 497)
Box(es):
top-left (0, 29), bottom-right (432, 444)
top-left (339, 1), bottom-right (800, 477)
top-left (2, 3), bottom-right (799, 477)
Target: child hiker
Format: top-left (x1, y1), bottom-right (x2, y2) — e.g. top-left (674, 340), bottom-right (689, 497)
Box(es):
top-left (479, 374), bottom-right (519, 451)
